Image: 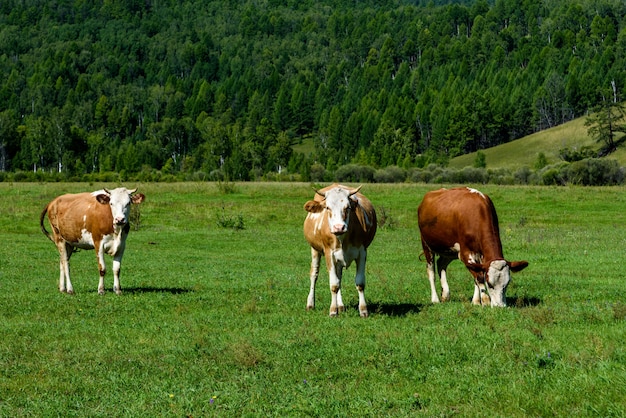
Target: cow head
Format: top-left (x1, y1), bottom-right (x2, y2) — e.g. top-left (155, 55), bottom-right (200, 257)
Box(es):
top-left (305, 186), bottom-right (361, 236)
top-left (467, 259), bottom-right (529, 307)
top-left (95, 188), bottom-right (146, 227)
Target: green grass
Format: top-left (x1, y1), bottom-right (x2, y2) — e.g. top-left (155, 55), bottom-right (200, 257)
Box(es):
top-left (1, 182), bottom-right (626, 416)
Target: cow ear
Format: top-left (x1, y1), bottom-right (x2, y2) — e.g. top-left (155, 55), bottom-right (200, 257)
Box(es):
top-left (132, 193), bottom-right (145, 204)
top-left (304, 200), bottom-right (324, 213)
top-left (95, 193), bottom-right (110, 205)
top-left (509, 260), bottom-right (529, 272)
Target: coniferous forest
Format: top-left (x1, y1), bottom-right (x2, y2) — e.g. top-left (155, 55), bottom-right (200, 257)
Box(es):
top-left (1, 0), bottom-right (626, 182)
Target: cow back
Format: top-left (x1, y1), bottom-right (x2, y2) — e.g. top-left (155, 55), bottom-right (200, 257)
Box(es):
top-left (418, 187), bottom-right (503, 259)
top-left (47, 192), bottom-right (114, 244)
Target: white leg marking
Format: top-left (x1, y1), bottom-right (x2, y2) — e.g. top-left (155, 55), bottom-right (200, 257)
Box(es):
top-left (307, 248), bottom-right (320, 311)
top-left (112, 258), bottom-right (122, 295)
top-left (440, 268), bottom-right (450, 302)
top-left (355, 248), bottom-right (368, 317)
top-left (427, 261), bottom-right (440, 303)
top-left (472, 283), bottom-right (481, 305)
top-left (329, 261), bottom-right (342, 317)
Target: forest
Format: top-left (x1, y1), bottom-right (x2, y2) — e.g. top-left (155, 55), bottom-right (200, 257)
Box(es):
top-left (1, 0), bottom-right (625, 182)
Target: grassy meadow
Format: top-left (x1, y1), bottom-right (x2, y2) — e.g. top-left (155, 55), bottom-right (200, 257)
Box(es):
top-left (1, 182), bottom-right (626, 417)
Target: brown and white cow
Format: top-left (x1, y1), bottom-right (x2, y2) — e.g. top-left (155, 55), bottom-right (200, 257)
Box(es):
top-left (40, 187), bottom-right (145, 295)
top-left (303, 184), bottom-right (377, 317)
top-left (417, 187), bottom-right (528, 307)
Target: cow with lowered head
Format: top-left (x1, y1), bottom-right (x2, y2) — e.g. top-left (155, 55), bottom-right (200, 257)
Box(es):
top-left (303, 184), bottom-right (377, 317)
top-left (40, 187), bottom-right (145, 295)
top-left (418, 187), bottom-right (528, 307)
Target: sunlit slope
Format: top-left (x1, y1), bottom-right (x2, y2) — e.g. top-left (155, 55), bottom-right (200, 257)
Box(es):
top-left (448, 116), bottom-right (614, 170)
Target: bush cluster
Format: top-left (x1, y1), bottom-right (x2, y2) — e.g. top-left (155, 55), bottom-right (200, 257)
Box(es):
top-left (2, 158), bottom-right (624, 186)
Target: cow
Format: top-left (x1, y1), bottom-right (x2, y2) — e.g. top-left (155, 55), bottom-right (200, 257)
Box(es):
top-left (40, 187), bottom-right (145, 295)
top-left (303, 184), bottom-right (377, 317)
top-left (417, 187), bottom-right (528, 307)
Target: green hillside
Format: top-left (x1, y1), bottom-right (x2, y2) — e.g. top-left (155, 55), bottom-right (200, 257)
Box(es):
top-left (448, 116), bottom-right (626, 170)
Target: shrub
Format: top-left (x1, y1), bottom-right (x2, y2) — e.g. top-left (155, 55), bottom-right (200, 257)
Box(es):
top-left (559, 146), bottom-right (596, 162)
top-left (216, 204), bottom-right (245, 230)
top-left (335, 164), bottom-right (375, 183)
top-left (460, 167), bottom-right (488, 184)
top-left (542, 169), bottom-right (561, 185)
top-left (309, 164), bottom-right (326, 182)
top-left (407, 167), bottom-right (433, 183)
top-left (376, 205), bottom-right (397, 229)
top-left (209, 169), bottom-right (225, 181)
top-left (514, 166), bottom-right (532, 184)
top-left (566, 158), bottom-right (624, 186)
top-left (374, 166), bottom-right (406, 183)
top-left (474, 151), bottom-right (487, 168)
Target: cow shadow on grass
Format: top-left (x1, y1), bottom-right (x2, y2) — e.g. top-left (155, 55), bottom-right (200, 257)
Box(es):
top-left (122, 287), bottom-right (192, 295)
top-left (368, 301), bottom-right (425, 317)
top-left (507, 295), bottom-right (542, 308)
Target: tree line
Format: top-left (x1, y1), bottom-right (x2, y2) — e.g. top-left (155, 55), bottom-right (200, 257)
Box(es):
top-left (1, 0), bottom-right (625, 181)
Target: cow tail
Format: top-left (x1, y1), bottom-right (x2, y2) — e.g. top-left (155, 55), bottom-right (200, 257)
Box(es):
top-left (40, 204), bottom-right (53, 242)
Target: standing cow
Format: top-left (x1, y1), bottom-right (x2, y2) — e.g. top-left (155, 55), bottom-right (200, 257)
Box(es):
top-left (40, 187), bottom-right (145, 295)
top-left (417, 187), bottom-right (528, 307)
top-left (303, 184), bottom-right (377, 317)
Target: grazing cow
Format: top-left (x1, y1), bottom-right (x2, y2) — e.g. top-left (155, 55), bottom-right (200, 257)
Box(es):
top-left (303, 184), bottom-right (377, 317)
top-left (417, 187), bottom-right (528, 307)
top-left (40, 187), bottom-right (145, 295)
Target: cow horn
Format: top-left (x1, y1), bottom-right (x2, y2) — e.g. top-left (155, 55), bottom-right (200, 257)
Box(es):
top-left (128, 188), bottom-right (138, 194)
top-left (349, 185), bottom-right (362, 196)
top-left (313, 186), bottom-right (326, 198)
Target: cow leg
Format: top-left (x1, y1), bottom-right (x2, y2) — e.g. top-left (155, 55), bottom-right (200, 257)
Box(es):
top-left (437, 255), bottom-right (453, 302)
top-left (328, 261), bottom-right (343, 317)
top-left (426, 259), bottom-right (439, 303)
top-left (472, 282), bottom-right (491, 306)
top-left (355, 247), bottom-right (368, 317)
top-left (324, 250), bottom-right (345, 316)
top-left (423, 246), bottom-right (440, 304)
top-left (307, 248), bottom-right (321, 311)
top-left (96, 249), bottom-right (106, 295)
top-left (112, 258), bottom-right (123, 295)
top-left (58, 242), bottom-right (74, 294)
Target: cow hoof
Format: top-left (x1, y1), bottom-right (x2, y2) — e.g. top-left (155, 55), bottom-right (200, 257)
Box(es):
top-left (337, 305), bottom-right (345, 313)
top-left (329, 309), bottom-right (339, 317)
top-left (98, 290), bottom-right (105, 296)
top-left (306, 305), bottom-right (315, 311)
top-left (360, 311), bottom-right (369, 318)
top-left (67, 290), bottom-right (75, 295)
top-left (114, 289), bottom-right (122, 295)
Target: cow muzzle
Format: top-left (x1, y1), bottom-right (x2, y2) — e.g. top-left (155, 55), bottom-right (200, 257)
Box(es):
top-left (114, 217), bottom-right (127, 226)
top-left (331, 223), bottom-right (348, 235)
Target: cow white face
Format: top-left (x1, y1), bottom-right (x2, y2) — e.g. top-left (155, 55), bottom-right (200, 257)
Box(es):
top-left (486, 260), bottom-right (510, 307)
top-left (323, 187), bottom-right (357, 236)
top-left (95, 188), bottom-right (144, 226)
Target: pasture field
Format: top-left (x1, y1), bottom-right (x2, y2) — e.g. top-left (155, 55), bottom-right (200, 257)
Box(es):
top-left (1, 182), bottom-right (626, 417)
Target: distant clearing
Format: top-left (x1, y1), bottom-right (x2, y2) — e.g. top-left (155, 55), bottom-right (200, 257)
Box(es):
top-left (450, 115), bottom-right (626, 170)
